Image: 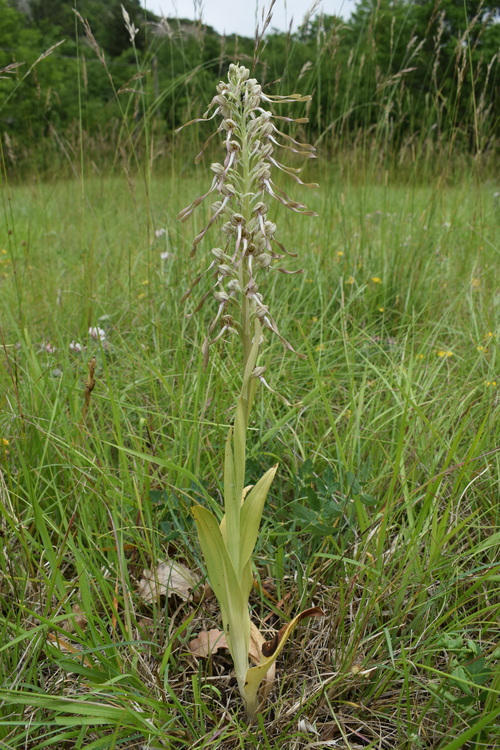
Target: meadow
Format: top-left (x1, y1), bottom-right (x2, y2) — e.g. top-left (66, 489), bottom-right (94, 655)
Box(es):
top-left (0, 2), bottom-right (500, 743)
top-left (0, 143), bottom-right (499, 747)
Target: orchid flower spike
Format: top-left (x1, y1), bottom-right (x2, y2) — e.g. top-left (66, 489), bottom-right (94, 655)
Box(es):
top-left (178, 63), bottom-right (318, 366)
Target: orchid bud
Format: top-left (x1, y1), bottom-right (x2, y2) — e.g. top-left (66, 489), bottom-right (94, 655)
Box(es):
top-left (218, 264), bottom-right (235, 277)
top-left (213, 290), bottom-right (229, 303)
top-left (261, 121), bottom-right (274, 136)
top-left (259, 144), bottom-right (273, 158)
top-left (222, 118), bottom-right (237, 131)
top-left (212, 247), bottom-right (227, 260)
top-left (256, 253), bottom-right (272, 268)
top-left (221, 183), bottom-right (236, 196)
top-left (231, 213), bottom-right (246, 225)
top-left (227, 279), bottom-right (242, 293)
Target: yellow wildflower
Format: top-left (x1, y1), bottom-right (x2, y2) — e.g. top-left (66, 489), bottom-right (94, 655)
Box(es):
top-left (437, 350), bottom-right (453, 358)
top-left (371, 277), bottom-right (382, 284)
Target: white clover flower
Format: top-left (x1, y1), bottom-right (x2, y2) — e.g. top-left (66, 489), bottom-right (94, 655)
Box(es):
top-left (69, 341), bottom-right (85, 353)
top-left (88, 326), bottom-right (106, 342)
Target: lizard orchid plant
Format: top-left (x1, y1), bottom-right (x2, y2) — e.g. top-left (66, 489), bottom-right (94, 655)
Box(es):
top-left (178, 63), bottom-right (322, 722)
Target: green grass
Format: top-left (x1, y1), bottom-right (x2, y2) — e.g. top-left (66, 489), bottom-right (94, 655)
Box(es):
top-left (0, 162), bottom-right (499, 748)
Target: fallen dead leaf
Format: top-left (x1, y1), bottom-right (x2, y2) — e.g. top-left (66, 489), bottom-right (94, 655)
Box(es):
top-left (261, 606), bottom-right (324, 656)
top-left (249, 621), bottom-right (265, 665)
top-left (73, 604), bottom-right (87, 630)
top-left (138, 559), bottom-right (200, 602)
top-left (244, 607), bottom-right (325, 716)
top-left (189, 628), bottom-right (228, 656)
top-left (298, 718), bottom-right (319, 735)
top-left (47, 632), bottom-right (93, 668)
top-left (187, 621), bottom-right (276, 701)
top-left (250, 620), bottom-right (276, 702)
top-left (137, 616), bottom-right (155, 639)
top-left (60, 603), bottom-right (88, 633)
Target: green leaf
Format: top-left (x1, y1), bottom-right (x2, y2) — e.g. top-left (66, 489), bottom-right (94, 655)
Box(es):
top-left (240, 558), bottom-right (254, 605)
top-left (223, 425), bottom-right (240, 567)
top-left (436, 708), bottom-right (500, 750)
top-left (466, 657), bottom-right (491, 686)
top-left (191, 505), bottom-right (251, 687)
top-left (240, 465), bottom-right (278, 570)
top-left (242, 321), bottom-right (261, 389)
top-left (437, 633), bottom-right (464, 651)
top-left (243, 607), bottom-right (324, 721)
top-left (233, 398), bottom-right (247, 501)
top-left (0, 691), bottom-right (127, 721)
top-left (346, 471), bottom-right (361, 495)
top-left (223, 426), bottom-right (235, 524)
top-left (192, 505), bottom-right (236, 620)
top-left (450, 666), bottom-right (474, 695)
top-left (360, 493), bottom-right (378, 506)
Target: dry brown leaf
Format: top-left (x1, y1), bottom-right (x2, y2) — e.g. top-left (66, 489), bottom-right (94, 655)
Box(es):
top-left (189, 628), bottom-right (228, 656)
top-left (60, 603), bottom-right (88, 633)
top-left (250, 621), bottom-right (276, 701)
top-left (138, 559), bottom-right (200, 602)
top-left (249, 621), bottom-right (265, 665)
top-left (73, 603), bottom-right (88, 630)
top-left (188, 621), bottom-right (275, 700)
top-left (137, 617), bottom-right (155, 639)
top-left (46, 632), bottom-right (93, 667)
top-left (261, 606), bottom-right (324, 657)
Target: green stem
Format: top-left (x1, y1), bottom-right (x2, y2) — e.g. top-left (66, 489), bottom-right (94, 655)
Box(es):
top-left (223, 95), bottom-right (261, 711)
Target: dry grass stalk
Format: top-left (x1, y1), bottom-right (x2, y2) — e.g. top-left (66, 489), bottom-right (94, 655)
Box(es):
top-left (81, 355), bottom-right (96, 424)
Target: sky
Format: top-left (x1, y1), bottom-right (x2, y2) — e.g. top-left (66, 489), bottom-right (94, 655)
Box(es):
top-left (142, 1), bottom-right (357, 37)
